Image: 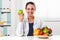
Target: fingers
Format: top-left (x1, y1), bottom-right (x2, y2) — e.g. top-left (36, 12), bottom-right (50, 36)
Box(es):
top-left (18, 13), bottom-right (24, 22)
top-left (18, 13), bottom-right (24, 15)
top-left (18, 13), bottom-right (24, 16)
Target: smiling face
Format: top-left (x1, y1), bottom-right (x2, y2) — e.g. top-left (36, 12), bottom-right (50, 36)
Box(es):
top-left (25, 4), bottom-right (36, 17)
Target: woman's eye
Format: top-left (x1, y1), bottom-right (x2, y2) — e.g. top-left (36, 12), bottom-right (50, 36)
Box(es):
top-left (27, 8), bottom-right (30, 10)
top-left (31, 8), bottom-right (34, 10)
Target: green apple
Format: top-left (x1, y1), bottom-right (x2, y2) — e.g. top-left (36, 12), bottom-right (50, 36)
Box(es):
top-left (42, 26), bottom-right (48, 30)
top-left (43, 29), bottom-right (49, 34)
top-left (18, 10), bottom-right (23, 15)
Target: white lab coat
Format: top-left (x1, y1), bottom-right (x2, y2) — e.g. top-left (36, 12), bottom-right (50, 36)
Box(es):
top-left (16, 17), bottom-right (43, 36)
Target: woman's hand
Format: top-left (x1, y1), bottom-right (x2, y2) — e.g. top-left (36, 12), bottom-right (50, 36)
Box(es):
top-left (18, 13), bottom-right (24, 22)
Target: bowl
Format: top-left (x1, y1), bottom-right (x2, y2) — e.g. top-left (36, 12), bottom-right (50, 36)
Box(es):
top-left (38, 34), bottom-right (52, 39)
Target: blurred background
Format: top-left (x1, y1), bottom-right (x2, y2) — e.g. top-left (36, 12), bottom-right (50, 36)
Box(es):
top-left (0, 0), bottom-right (60, 36)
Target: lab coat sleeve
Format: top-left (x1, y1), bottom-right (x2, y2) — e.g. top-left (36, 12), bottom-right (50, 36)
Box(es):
top-left (16, 22), bottom-right (24, 36)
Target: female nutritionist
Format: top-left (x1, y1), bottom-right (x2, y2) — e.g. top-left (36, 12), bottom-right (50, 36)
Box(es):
top-left (16, 2), bottom-right (43, 36)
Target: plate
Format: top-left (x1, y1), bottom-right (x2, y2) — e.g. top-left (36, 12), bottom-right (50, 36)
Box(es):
top-left (38, 36), bottom-right (48, 39)
top-left (38, 34), bottom-right (52, 39)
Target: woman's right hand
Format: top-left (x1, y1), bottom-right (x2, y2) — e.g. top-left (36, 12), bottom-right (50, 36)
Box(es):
top-left (18, 13), bottom-right (24, 22)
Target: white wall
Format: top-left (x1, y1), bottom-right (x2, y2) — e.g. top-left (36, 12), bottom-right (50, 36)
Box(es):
top-left (47, 0), bottom-right (60, 18)
top-left (11, 0), bottom-right (17, 36)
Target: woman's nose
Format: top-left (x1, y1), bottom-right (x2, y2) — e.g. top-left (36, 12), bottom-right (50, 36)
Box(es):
top-left (29, 9), bottom-right (32, 12)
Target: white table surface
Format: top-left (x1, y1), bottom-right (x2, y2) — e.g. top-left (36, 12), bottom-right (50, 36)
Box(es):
top-left (0, 35), bottom-right (60, 40)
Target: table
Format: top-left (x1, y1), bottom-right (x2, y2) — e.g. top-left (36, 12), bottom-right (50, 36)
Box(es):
top-left (0, 35), bottom-right (60, 40)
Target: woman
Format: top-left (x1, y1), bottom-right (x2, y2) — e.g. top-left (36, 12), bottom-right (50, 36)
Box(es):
top-left (16, 2), bottom-right (43, 36)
